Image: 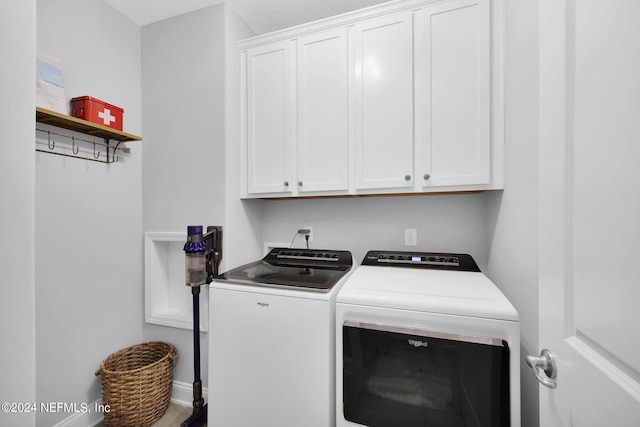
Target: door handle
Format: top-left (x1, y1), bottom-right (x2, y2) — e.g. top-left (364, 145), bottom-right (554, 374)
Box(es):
top-left (526, 349), bottom-right (557, 389)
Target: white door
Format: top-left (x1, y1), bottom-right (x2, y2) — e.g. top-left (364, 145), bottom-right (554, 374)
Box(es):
top-left (353, 11), bottom-right (414, 190)
top-left (537, 0), bottom-right (640, 425)
top-left (414, 0), bottom-right (491, 188)
top-left (246, 41), bottom-right (293, 195)
top-left (297, 28), bottom-right (349, 193)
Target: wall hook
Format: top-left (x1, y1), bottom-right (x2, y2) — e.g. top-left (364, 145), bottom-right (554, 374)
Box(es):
top-left (93, 141), bottom-right (100, 159)
top-left (72, 136), bottom-right (79, 155)
top-left (47, 131), bottom-right (55, 150)
top-left (112, 140), bottom-right (123, 163)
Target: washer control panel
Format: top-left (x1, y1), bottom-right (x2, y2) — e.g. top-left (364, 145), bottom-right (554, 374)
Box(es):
top-left (261, 248), bottom-right (353, 269)
top-left (277, 250), bottom-right (341, 262)
top-left (362, 250), bottom-right (480, 272)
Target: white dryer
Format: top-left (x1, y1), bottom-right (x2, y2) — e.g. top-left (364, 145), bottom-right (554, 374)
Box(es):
top-left (336, 250), bottom-right (520, 427)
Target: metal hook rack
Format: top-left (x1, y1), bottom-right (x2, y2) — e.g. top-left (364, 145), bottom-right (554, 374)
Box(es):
top-left (36, 128), bottom-right (130, 164)
top-left (35, 106), bottom-right (142, 164)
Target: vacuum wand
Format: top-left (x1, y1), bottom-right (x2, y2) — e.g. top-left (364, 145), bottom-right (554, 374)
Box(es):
top-left (182, 225), bottom-right (222, 427)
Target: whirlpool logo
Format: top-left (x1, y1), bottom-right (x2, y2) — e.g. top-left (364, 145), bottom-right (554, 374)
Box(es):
top-left (257, 302), bottom-right (270, 308)
top-left (408, 339), bottom-right (428, 348)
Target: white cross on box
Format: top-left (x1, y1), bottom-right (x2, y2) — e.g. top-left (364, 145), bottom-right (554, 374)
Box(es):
top-left (98, 108), bottom-right (116, 126)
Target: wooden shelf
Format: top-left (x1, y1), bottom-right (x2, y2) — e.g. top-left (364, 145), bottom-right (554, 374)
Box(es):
top-left (36, 107), bottom-right (142, 142)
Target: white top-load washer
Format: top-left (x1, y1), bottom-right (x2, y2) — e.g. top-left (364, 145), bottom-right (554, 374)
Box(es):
top-left (336, 250), bottom-right (520, 427)
top-left (209, 247), bottom-right (355, 427)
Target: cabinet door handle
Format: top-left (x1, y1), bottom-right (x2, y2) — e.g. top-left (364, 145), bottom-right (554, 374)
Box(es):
top-left (283, 181), bottom-right (289, 187)
top-left (297, 181), bottom-right (303, 187)
top-left (423, 173), bottom-right (431, 181)
top-left (404, 175), bottom-right (412, 181)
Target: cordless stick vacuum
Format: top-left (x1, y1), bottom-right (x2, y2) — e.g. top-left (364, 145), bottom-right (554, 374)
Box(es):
top-left (181, 225), bottom-right (223, 427)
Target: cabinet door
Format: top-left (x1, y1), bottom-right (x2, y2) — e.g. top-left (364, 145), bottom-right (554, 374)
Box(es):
top-left (354, 12), bottom-right (414, 190)
top-left (414, 0), bottom-right (491, 188)
top-left (246, 41), bottom-right (294, 195)
top-left (297, 28), bottom-right (349, 193)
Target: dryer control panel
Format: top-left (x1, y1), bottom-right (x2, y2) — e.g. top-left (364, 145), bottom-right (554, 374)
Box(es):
top-left (362, 250), bottom-right (480, 272)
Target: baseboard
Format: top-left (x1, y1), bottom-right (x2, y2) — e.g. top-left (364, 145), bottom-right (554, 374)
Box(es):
top-left (170, 380), bottom-right (209, 407)
top-left (52, 381), bottom-right (208, 427)
top-left (50, 399), bottom-right (105, 427)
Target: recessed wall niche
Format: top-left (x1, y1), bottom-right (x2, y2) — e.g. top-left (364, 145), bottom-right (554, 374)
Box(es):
top-left (144, 232), bottom-right (208, 331)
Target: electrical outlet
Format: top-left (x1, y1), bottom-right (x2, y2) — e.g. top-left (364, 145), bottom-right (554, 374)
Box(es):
top-left (405, 228), bottom-right (417, 247)
top-left (302, 225), bottom-right (314, 242)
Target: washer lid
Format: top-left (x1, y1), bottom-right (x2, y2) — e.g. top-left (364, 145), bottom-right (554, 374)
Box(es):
top-left (337, 265), bottom-right (518, 322)
top-left (216, 247), bottom-right (353, 292)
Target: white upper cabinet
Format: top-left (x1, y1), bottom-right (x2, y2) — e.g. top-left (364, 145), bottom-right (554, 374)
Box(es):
top-left (245, 41), bottom-right (293, 195)
top-left (414, 0), bottom-right (491, 188)
top-left (353, 12), bottom-right (414, 190)
top-left (297, 28), bottom-right (349, 193)
top-left (239, 0), bottom-right (504, 198)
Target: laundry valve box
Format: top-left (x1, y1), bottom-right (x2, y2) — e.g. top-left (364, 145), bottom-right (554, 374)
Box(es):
top-left (70, 96), bottom-right (124, 131)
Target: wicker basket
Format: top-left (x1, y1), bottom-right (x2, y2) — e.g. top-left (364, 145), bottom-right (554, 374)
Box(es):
top-left (95, 341), bottom-right (178, 427)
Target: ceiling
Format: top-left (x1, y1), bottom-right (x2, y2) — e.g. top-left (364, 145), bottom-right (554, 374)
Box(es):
top-left (104, 0), bottom-right (392, 35)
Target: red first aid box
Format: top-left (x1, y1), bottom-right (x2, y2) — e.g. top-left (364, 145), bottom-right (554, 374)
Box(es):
top-left (70, 96), bottom-right (124, 131)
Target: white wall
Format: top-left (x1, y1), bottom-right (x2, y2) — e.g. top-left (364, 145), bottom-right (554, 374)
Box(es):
top-left (224, 0), bottom-right (265, 270)
top-left (141, 4), bottom-right (227, 387)
top-left (261, 194), bottom-right (490, 267)
top-left (35, 0), bottom-right (143, 425)
top-left (485, 0), bottom-right (540, 426)
top-left (0, 1), bottom-right (36, 426)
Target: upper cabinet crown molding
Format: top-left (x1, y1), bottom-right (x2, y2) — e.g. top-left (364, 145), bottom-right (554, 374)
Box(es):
top-left (240, 0), bottom-right (505, 199)
top-left (238, 0), bottom-right (463, 50)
